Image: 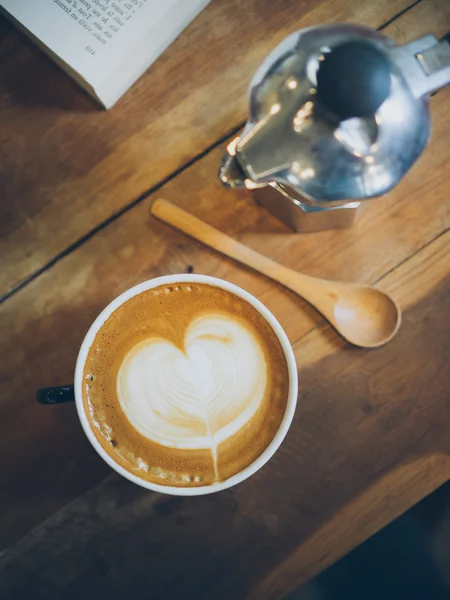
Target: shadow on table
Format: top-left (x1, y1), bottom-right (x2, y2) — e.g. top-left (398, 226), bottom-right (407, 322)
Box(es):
top-left (0, 16), bottom-right (99, 113)
top-left (285, 481), bottom-right (450, 600)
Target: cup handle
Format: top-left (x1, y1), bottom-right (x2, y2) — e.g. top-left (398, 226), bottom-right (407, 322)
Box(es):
top-left (37, 385), bottom-right (75, 404)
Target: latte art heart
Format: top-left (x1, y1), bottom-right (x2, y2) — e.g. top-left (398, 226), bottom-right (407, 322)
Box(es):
top-left (117, 315), bottom-right (267, 475)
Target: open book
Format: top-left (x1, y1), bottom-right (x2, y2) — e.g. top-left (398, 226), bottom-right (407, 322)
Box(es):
top-left (0, 0), bottom-right (210, 108)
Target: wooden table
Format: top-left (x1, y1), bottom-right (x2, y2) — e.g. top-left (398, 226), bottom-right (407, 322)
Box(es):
top-left (1, 0), bottom-right (449, 597)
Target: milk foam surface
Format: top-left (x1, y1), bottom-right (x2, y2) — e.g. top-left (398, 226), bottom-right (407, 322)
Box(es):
top-left (83, 282), bottom-right (289, 488)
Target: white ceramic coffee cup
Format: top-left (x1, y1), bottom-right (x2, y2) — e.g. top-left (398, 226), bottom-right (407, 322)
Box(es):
top-left (74, 274), bottom-right (298, 495)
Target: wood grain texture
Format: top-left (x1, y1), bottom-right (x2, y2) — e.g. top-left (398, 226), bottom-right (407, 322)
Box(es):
top-left (1, 0), bottom-right (450, 596)
top-left (0, 0), bottom-right (423, 298)
top-left (250, 230), bottom-right (450, 599)
top-left (1, 232), bottom-right (449, 600)
top-left (0, 76), bottom-right (449, 550)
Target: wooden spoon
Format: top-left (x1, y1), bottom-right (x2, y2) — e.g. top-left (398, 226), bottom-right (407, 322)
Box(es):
top-left (150, 199), bottom-right (401, 348)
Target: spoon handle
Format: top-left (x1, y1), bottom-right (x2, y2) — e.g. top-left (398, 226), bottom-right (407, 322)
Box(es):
top-left (151, 199), bottom-right (316, 294)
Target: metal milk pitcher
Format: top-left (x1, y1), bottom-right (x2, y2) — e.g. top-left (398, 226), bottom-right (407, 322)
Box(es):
top-left (220, 24), bottom-right (450, 232)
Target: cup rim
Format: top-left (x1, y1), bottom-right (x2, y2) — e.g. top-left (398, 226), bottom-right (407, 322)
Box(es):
top-left (74, 274), bottom-right (298, 496)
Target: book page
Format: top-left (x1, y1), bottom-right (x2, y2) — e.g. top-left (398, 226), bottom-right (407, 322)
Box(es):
top-left (0, 0), bottom-right (181, 81)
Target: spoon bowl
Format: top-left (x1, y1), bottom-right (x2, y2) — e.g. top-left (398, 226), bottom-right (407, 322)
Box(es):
top-left (332, 285), bottom-right (401, 347)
